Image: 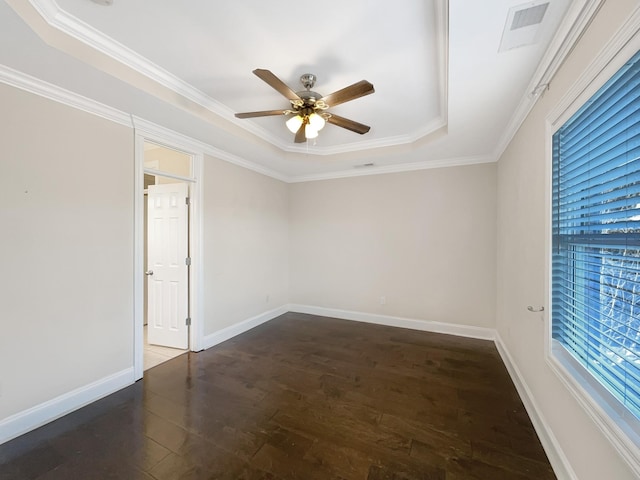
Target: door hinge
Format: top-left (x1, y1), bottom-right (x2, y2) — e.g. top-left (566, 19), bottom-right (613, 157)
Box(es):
top-left (185, 197), bottom-right (190, 205)
top-left (185, 317), bottom-right (191, 326)
top-left (185, 257), bottom-right (191, 266)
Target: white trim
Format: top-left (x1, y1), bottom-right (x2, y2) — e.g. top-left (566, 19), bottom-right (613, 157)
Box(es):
top-left (434, 0), bottom-right (449, 135)
top-left (0, 368), bottom-right (134, 445)
top-left (202, 306), bottom-right (289, 350)
top-left (190, 153), bottom-right (205, 352)
top-left (493, 0), bottom-right (604, 162)
top-left (25, 0), bottom-right (449, 157)
top-left (548, 6), bottom-right (640, 130)
top-left (131, 116), bottom-right (289, 183)
top-left (26, 0), bottom-right (237, 121)
top-left (530, 0), bottom-right (604, 95)
top-left (289, 154), bottom-right (496, 183)
top-left (133, 133), bottom-right (204, 378)
top-left (201, 144), bottom-right (288, 183)
top-left (494, 334), bottom-right (578, 480)
top-left (1, 1), bottom-right (607, 179)
top-left (0, 64), bottom-right (131, 127)
top-left (281, 120), bottom-right (448, 157)
top-left (542, 7), bottom-right (640, 476)
top-left (287, 304), bottom-right (495, 340)
top-left (547, 343), bottom-right (640, 477)
top-left (133, 134), bottom-right (145, 380)
top-left (131, 116), bottom-right (213, 166)
top-left (274, 0), bottom-right (452, 159)
top-left (0, 66), bottom-right (289, 183)
top-left (0, 61), bottom-right (502, 184)
top-left (142, 168), bottom-right (195, 184)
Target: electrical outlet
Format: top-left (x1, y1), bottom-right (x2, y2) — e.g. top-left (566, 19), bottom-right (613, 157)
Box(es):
top-left (380, 296), bottom-right (386, 305)
top-left (266, 294), bottom-right (270, 303)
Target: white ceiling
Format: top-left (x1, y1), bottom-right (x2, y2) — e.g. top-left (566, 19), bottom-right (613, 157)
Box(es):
top-left (1, 0), bottom-right (587, 181)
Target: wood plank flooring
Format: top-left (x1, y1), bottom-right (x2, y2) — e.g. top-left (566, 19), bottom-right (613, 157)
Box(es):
top-left (0, 313), bottom-right (556, 479)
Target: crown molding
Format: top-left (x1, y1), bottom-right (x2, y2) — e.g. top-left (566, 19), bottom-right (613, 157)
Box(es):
top-left (13, 0), bottom-right (597, 168)
top-left (0, 59), bottom-right (289, 183)
top-left (0, 63), bottom-right (131, 126)
top-left (289, 153), bottom-right (496, 183)
top-left (131, 116), bottom-right (289, 183)
top-left (201, 144), bottom-right (289, 183)
top-left (25, 0), bottom-right (286, 144)
top-left (282, 117), bottom-right (448, 157)
top-left (493, 0), bottom-right (605, 162)
top-left (25, 0), bottom-right (450, 156)
top-left (1, 58), bottom-right (494, 186)
top-left (548, 3), bottom-right (640, 129)
top-left (280, 0), bottom-right (449, 156)
top-left (28, 0), bottom-right (204, 105)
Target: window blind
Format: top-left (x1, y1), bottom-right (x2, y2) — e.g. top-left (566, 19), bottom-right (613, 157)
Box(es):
top-left (552, 49), bottom-right (640, 419)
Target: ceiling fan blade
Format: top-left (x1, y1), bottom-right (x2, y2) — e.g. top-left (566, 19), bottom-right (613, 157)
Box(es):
top-left (253, 69), bottom-right (301, 102)
top-left (326, 114), bottom-right (371, 134)
top-left (320, 80), bottom-right (374, 108)
top-left (235, 110), bottom-right (289, 119)
top-left (294, 121), bottom-right (307, 143)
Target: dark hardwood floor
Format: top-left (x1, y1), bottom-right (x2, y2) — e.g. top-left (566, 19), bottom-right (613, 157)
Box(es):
top-left (1, 313), bottom-right (555, 479)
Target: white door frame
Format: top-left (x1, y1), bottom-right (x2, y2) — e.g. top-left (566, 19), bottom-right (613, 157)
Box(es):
top-left (133, 126), bottom-right (203, 380)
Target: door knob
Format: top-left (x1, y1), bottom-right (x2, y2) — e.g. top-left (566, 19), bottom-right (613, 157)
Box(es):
top-left (145, 270), bottom-right (154, 276)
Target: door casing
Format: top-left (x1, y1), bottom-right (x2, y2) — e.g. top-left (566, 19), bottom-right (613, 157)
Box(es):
top-left (133, 129), bottom-right (203, 380)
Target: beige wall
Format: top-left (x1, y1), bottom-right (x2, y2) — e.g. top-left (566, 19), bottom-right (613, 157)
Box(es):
top-left (202, 156), bottom-right (289, 334)
top-left (496, 0), bottom-right (639, 478)
top-left (290, 164), bottom-right (497, 328)
top-left (0, 84), bottom-right (291, 429)
top-left (0, 83), bottom-right (134, 419)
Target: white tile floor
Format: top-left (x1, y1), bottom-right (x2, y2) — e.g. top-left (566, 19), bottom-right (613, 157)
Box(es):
top-left (144, 325), bottom-right (186, 370)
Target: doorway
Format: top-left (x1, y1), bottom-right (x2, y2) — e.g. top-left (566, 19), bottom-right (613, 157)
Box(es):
top-left (134, 134), bottom-right (203, 379)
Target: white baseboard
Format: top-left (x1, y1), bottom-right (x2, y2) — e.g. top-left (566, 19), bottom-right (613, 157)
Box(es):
top-left (287, 304), bottom-right (495, 340)
top-left (0, 367), bottom-right (134, 446)
top-left (494, 333), bottom-right (577, 480)
top-left (202, 305), bottom-right (288, 350)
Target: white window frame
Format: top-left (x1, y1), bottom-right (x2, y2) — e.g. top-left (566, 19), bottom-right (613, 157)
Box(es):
top-left (544, 13), bottom-right (640, 476)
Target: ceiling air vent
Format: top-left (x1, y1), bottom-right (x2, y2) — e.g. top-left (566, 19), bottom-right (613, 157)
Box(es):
top-left (499, 1), bottom-right (550, 52)
top-left (511, 3), bottom-right (549, 29)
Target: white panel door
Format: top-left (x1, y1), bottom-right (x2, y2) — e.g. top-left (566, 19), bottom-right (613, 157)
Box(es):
top-left (147, 183), bottom-right (189, 349)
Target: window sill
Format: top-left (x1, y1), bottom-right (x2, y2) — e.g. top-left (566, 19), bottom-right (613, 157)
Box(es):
top-left (548, 339), bottom-right (640, 475)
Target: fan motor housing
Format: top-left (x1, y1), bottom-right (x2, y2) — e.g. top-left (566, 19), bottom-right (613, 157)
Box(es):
top-left (300, 73), bottom-right (317, 89)
top-left (296, 90), bottom-right (322, 105)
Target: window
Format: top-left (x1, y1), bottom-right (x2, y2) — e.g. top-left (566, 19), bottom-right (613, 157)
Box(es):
top-left (552, 49), bottom-right (640, 421)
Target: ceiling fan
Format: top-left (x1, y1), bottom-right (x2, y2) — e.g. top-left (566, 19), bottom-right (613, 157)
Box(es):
top-left (235, 69), bottom-right (375, 143)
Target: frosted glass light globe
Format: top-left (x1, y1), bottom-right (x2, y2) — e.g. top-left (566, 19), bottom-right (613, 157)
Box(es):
top-left (286, 115), bottom-right (304, 133)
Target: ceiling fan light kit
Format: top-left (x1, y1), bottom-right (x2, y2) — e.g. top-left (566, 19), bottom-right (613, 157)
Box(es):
top-left (285, 115), bottom-right (304, 133)
top-left (235, 69), bottom-right (374, 143)
top-left (308, 113), bottom-right (326, 131)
